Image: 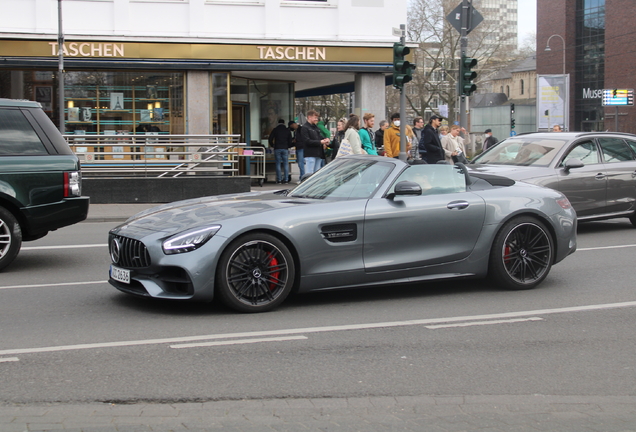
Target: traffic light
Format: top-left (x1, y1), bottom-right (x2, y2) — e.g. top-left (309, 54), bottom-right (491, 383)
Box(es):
top-left (460, 55), bottom-right (478, 96)
top-left (511, 118), bottom-right (516, 129)
top-left (510, 103), bottom-right (515, 114)
top-left (393, 42), bottom-right (413, 90)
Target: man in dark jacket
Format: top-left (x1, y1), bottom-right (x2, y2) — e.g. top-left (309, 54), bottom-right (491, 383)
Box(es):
top-left (419, 115), bottom-right (444, 164)
top-left (268, 119), bottom-right (293, 184)
top-left (299, 109), bottom-right (330, 175)
top-left (482, 129), bottom-right (498, 152)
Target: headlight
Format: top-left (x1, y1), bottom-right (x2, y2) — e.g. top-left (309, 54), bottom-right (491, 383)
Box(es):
top-left (162, 225), bottom-right (221, 254)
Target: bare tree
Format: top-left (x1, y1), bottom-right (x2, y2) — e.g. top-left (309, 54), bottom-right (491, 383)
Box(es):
top-left (387, 0), bottom-right (525, 126)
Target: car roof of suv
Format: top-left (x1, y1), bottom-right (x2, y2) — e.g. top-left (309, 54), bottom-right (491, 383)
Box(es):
top-left (0, 98), bottom-right (41, 108)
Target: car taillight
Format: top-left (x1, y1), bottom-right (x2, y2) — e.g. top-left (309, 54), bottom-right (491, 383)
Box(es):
top-left (63, 171), bottom-right (81, 197)
top-left (556, 197), bottom-right (572, 209)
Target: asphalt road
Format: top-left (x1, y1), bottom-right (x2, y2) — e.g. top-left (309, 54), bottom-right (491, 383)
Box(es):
top-left (1, 218), bottom-right (636, 431)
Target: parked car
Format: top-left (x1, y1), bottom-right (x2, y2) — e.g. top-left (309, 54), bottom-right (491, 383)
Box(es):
top-left (470, 132), bottom-right (636, 226)
top-left (0, 99), bottom-right (89, 271)
top-left (108, 156), bottom-right (577, 313)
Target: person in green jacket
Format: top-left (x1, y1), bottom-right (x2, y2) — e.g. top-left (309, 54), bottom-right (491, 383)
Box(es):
top-left (359, 113), bottom-right (379, 155)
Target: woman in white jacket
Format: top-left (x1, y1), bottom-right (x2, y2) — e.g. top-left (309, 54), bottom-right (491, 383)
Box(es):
top-left (441, 125), bottom-right (469, 164)
top-left (343, 114), bottom-right (366, 155)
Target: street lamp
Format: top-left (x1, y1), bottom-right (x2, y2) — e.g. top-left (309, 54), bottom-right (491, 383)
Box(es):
top-left (545, 34), bottom-right (565, 75)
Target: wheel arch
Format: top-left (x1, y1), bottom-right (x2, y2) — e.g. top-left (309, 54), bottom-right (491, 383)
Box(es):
top-left (0, 196), bottom-right (28, 236)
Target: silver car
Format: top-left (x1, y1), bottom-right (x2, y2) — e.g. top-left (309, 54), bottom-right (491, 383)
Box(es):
top-left (108, 156), bottom-right (577, 313)
top-left (471, 132), bottom-right (636, 226)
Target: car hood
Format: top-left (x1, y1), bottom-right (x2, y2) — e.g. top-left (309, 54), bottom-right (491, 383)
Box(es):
top-left (113, 190), bottom-right (305, 236)
top-left (468, 164), bottom-right (551, 181)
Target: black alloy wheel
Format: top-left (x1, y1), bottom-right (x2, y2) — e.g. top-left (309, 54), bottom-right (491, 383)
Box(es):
top-left (216, 233), bottom-right (295, 313)
top-left (489, 217), bottom-right (553, 290)
top-left (0, 207), bottom-right (22, 272)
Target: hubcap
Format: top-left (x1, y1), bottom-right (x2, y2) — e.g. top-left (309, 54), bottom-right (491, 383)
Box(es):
top-left (0, 219), bottom-right (11, 259)
top-left (502, 223), bottom-right (551, 285)
top-left (226, 240), bottom-right (288, 306)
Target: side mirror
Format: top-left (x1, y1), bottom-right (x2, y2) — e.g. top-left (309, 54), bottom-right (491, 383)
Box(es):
top-left (563, 158), bottom-right (584, 172)
top-left (388, 181), bottom-right (422, 200)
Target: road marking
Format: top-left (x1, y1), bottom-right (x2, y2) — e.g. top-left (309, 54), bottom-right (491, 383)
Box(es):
top-left (22, 244), bottom-right (107, 251)
top-left (170, 335), bottom-right (308, 349)
top-left (0, 357), bottom-right (19, 363)
top-left (425, 317), bottom-right (543, 329)
top-left (1, 300), bottom-right (635, 357)
top-left (0, 281), bottom-right (107, 290)
top-left (578, 244), bottom-right (636, 251)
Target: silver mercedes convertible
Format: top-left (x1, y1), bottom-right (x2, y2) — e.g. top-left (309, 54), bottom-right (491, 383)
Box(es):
top-left (108, 156), bottom-right (577, 313)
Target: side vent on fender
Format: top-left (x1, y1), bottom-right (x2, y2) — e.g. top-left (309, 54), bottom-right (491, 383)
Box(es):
top-left (320, 224), bottom-right (357, 243)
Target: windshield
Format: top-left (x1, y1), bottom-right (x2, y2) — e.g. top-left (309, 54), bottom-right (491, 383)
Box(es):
top-left (472, 138), bottom-right (569, 167)
top-left (289, 158), bottom-right (393, 200)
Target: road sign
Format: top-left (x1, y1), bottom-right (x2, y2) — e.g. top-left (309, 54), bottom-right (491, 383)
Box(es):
top-left (392, 27), bottom-right (405, 37)
top-left (510, 131), bottom-right (517, 137)
top-left (602, 89), bottom-right (634, 106)
top-left (446, 2), bottom-right (484, 35)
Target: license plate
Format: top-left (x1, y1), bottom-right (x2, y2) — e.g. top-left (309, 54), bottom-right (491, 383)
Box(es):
top-left (110, 265), bottom-right (130, 284)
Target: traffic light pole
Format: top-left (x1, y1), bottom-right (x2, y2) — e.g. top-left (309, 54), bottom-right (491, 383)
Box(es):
top-left (459, 0), bottom-right (469, 135)
top-left (399, 24), bottom-right (408, 162)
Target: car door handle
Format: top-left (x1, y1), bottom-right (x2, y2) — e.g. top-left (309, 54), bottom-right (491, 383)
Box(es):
top-left (595, 173), bottom-right (606, 180)
top-left (447, 200), bottom-right (469, 210)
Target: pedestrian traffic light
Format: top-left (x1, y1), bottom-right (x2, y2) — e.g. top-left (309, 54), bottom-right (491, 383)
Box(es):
top-left (460, 55), bottom-right (478, 96)
top-left (511, 118), bottom-right (516, 129)
top-left (393, 42), bottom-right (413, 90)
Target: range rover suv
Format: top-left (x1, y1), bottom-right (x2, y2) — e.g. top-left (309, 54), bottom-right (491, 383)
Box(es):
top-left (0, 99), bottom-right (90, 271)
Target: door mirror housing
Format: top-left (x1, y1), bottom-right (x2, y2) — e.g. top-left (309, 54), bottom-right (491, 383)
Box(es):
top-left (388, 181), bottom-right (422, 200)
top-left (563, 158), bottom-right (584, 172)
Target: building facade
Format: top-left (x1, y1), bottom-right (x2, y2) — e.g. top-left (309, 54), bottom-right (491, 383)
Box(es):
top-left (537, 0), bottom-right (636, 133)
top-left (0, 0), bottom-right (405, 144)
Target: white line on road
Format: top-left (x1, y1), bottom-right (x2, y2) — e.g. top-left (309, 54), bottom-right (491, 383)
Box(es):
top-left (425, 317), bottom-right (543, 329)
top-left (1, 300), bottom-right (636, 357)
top-left (578, 244), bottom-right (636, 251)
top-left (21, 244), bottom-right (108, 251)
top-left (0, 357), bottom-right (19, 363)
top-left (0, 281), bottom-right (107, 290)
top-left (170, 335), bottom-right (308, 349)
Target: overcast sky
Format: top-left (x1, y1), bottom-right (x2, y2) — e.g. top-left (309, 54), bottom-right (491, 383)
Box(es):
top-left (517, 0), bottom-right (537, 49)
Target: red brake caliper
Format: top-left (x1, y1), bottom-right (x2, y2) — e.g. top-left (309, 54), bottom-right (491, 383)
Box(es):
top-left (504, 245), bottom-right (512, 264)
top-left (268, 256), bottom-right (280, 290)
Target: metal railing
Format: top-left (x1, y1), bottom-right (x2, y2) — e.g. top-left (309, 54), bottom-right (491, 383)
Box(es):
top-left (64, 134), bottom-right (246, 177)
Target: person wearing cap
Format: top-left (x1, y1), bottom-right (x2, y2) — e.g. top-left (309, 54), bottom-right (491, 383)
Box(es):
top-left (419, 114), bottom-right (444, 164)
top-left (483, 129), bottom-right (498, 152)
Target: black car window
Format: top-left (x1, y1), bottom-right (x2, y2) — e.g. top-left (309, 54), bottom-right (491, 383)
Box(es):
top-left (562, 141), bottom-right (599, 166)
top-left (598, 137), bottom-right (635, 163)
top-left (624, 139), bottom-right (636, 156)
top-left (0, 108), bottom-right (49, 155)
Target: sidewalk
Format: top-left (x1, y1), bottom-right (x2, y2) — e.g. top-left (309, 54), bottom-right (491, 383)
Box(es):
top-left (2, 394), bottom-right (635, 432)
top-left (85, 182), bottom-right (292, 223)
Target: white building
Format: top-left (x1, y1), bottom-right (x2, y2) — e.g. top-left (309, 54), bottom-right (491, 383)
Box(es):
top-left (0, 0), bottom-right (406, 143)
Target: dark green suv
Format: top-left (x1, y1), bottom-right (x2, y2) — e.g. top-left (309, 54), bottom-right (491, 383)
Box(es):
top-left (0, 99), bottom-right (89, 271)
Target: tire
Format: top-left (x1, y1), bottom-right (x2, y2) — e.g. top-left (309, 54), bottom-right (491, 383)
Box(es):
top-left (0, 207), bottom-right (23, 272)
top-left (629, 212), bottom-right (636, 228)
top-left (216, 233), bottom-right (295, 313)
top-left (488, 216), bottom-right (553, 290)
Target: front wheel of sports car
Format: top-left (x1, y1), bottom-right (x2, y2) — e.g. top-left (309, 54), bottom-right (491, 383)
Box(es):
top-left (216, 233), bottom-right (296, 313)
top-left (489, 217), bottom-right (553, 290)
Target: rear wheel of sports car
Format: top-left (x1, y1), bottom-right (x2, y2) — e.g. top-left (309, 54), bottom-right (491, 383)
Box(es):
top-left (489, 217), bottom-right (553, 290)
top-left (216, 233), bottom-right (295, 313)
top-left (0, 207), bottom-right (22, 272)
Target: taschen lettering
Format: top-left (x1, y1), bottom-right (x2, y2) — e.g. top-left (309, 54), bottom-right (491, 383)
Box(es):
top-left (49, 42), bottom-right (125, 57)
top-left (257, 46), bottom-right (326, 61)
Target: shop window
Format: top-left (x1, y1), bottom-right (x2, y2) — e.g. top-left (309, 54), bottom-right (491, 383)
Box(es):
top-left (211, 73), bottom-right (229, 135)
top-left (520, 79), bottom-right (524, 95)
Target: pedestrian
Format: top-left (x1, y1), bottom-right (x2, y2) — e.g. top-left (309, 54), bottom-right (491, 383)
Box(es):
top-left (411, 117), bottom-right (424, 160)
top-left (383, 113), bottom-right (402, 159)
top-left (419, 114), bottom-right (444, 164)
top-left (290, 121), bottom-right (305, 182)
top-left (268, 119), bottom-right (292, 184)
top-left (483, 129), bottom-right (498, 152)
top-left (359, 113), bottom-right (379, 156)
top-left (441, 125), bottom-right (470, 164)
top-left (375, 120), bottom-right (388, 151)
top-left (552, 124), bottom-right (563, 132)
top-left (299, 110), bottom-right (330, 175)
top-left (439, 125), bottom-right (449, 141)
top-left (328, 118), bottom-right (346, 159)
top-left (316, 119), bottom-right (330, 169)
top-left (343, 114), bottom-right (366, 155)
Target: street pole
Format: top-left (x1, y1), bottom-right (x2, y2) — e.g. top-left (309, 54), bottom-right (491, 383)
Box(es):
top-left (57, 0), bottom-right (65, 134)
top-left (399, 24), bottom-right (408, 162)
top-left (459, 0), bottom-right (469, 134)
